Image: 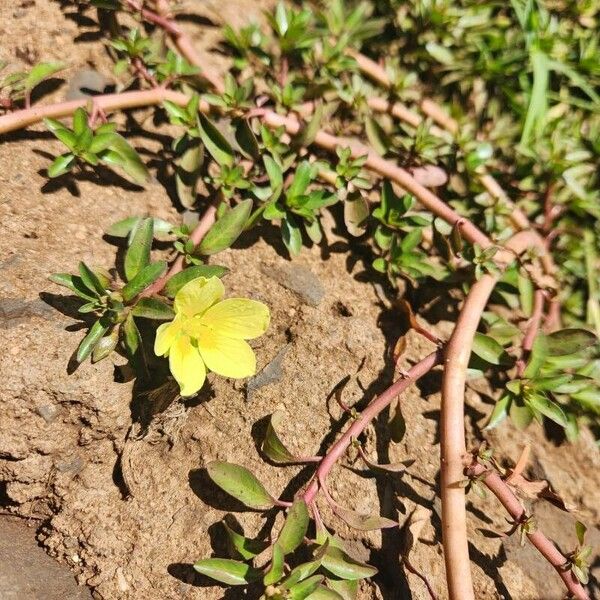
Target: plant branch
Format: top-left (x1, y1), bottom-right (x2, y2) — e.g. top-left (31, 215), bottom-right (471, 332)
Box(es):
top-left (122, 0), bottom-right (224, 92)
top-left (348, 49), bottom-right (532, 233)
top-left (467, 462), bottom-right (590, 600)
top-left (302, 349), bottom-right (443, 504)
top-left (0, 88), bottom-right (203, 135)
top-left (140, 202), bottom-right (218, 298)
top-left (440, 230), bottom-right (556, 600)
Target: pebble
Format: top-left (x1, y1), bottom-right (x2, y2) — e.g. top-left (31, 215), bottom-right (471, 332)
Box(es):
top-left (261, 263), bottom-right (325, 307)
top-left (65, 69), bottom-right (111, 101)
top-left (246, 344), bottom-right (290, 401)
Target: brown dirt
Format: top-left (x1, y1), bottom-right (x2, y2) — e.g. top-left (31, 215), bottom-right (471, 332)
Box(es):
top-left (1, 2), bottom-right (600, 599)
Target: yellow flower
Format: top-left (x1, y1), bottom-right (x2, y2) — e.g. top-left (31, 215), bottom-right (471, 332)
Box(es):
top-left (154, 276), bottom-right (270, 396)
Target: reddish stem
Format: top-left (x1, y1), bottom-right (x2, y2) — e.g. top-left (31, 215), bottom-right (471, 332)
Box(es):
top-left (122, 0), bottom-right (224, 92)
top-left (140, 203), bottom-right (218, 298)
top-left (468, 463), bottom-right (589, 600)
top-left (440, 231), bottom-right (552, 600)
top-left (303, 349), bottom-right (443, 504)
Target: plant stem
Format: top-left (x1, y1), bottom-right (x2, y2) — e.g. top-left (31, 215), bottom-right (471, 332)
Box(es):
top-left (302, 349), bottom-right (443, 504)
top-left (122, 0), bottom-right (224, 92)
top-left (348, 49), bottom-right (532, 233)
top-left (262, 110), bottom-right (492, 248)
top-left (440, 230), bottom-right (554, 600)
top-left (516, 289), bottom-right (545, 376)
top-left (467, 462), bottom-right (590, 600)
top-left (0, 88), bottom-right (202, 135)
top-left (140, 202), bottom-right (218, 298)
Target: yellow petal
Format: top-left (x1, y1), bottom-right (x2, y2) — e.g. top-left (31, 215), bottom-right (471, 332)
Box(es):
top-left (154, 318), bottom-right (182, 356)
top-left (199, 298), bottom-right (270, 339)
top-left (174, 276), bottom-right (224, 318)
top-left (169, 335), bottom-right (207, 396)
top-left (197, 329), bottom-right (256, 378)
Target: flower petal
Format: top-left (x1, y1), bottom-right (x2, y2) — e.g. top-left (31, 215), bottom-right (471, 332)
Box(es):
top-left (197, 329), bottom-right (256, 378)
top-left (174, 276), bottom-right (224, 318)
top-left (169, 335), bottom-right (207, 396)
top-left (199, 298), bottom-right (270, 339)
top-left (154, 318), bottom-right (182, 356)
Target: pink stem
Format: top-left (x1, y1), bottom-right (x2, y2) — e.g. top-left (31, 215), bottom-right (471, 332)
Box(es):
top-left (468, 463), bottom-right (589, 600)
top-left (139, 203), bottom-right (218, 298)
top-left (440, 231), bottom-right (555, 600)
top-left (0, 88), bottom-right (205, 135)
top-left (303, 349), bottom-right (443, 504)
top-left (122, 0), bottom-right (224, 92)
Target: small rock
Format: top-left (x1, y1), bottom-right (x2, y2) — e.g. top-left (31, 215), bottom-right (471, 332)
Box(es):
top-left (0, 298), bottom-right (55, 329)
top-left (65, 70), bottom-right (111, 101)
top-left (55, 456), bottom-right (85, 475)
top-left (246, 344), bottom-right (290, 401)
top-left (261, 264), bottom-right (325, 307)
top-left (37, 404), bottom-right (61, 424)
top-left (0, 517), bottom-right (92, 599)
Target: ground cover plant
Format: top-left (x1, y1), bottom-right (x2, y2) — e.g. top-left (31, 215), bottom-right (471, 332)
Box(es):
top-left (0, 0), bottom-right (599, 598)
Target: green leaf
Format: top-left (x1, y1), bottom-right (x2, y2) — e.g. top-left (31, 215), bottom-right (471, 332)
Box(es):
top-left (306, 586), bottom-right (345, 600)
top-left (106, 216), bottom-right (141, 238)
top-left (78, 262), bottom-right (106, 296)
top-left (326, 578), bottom-right (357, 600)
top-left (262, 411), bottom-right (297, 463)
top-left (282, 213), bottom-right (303, 256)
top-left (206, 461), bottom-right (275, 510)
top-left (343, 192), bottom-right (369, 237)
top-left (295, 101), bottom-right (323, 147)
top-left (525, 393), bottom-right (568, 427)
top-left (321, 547), bottom-right (377, 580)
top-left (77, 319), bottom-right (109, 363)
top-left (304, 218), bottom-right (322, 244)
top-left (484, 394), bottom-right (511, 430)
top-left (287, 161), bottom-right (312, 199)
top-left (523, 333), bottom-right (548, 378)
top-left (92, 329), bottom-right (119, 363)
top-left (124, 217), bottom-right (153, 281)
top-left (193, 558), bottom-right (260, 585)
top-left (72, 107), bottom-right (89, 137)
top-left (278, 499), bottom-right (309, 555)
top-left (517, 273), bottom-right (534, 317)
top-left (131, 297), bottom-right (174, 320)
top-left (521, 50), bottom-right (549, 146)
top-left (52, 127), bottom-right (77, 151)
top-left (89, 132), bottom-right (118, 154)
top-left (101, 133), bottom-right (149, 184)
top-left (48, 273), bottom-right (97, 301)
top-left (364, 115), bottom-right (389, 156)
top-left (163, 265), bottom-right (228, 298)
top-left (264, 155), bottom-right (283, 197)
top-left (222, 522), bottom-right (268, 560)
top-left (264, 543), bottom-right (285, 586)
top-left (575, 521), bottom-right (587, 546)
top-left (47, 153), bottom-right (75, 177)
top-left (25, 62), bottom-right (64, 90)
top-left (198, 199), bottom-right (253, 255)
top-left (121, 261), bottom-right (167, 302)
top-left (122, 312), bottom-right (141, 357)
top-left (510, 398), bottom-right (534, 430)
top-left (290, 575), bottom-right (326, 599)
top-left (175, 136), bottom-right (203, 209)
top-left (545, 329), bottom-right (597, 356)
top-left (425, 41), bottom-right (454, 65)
top-left (197, 113), bottom-right (234, 167)
top-left (472, 333), bottom-right (511, 366)
top-left (233, 117), bottom-right (260, 161)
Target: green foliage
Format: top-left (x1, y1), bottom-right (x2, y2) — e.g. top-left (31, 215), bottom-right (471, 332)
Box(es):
top-left (0, 61), bottom-right (64, 106)
top-left (44, 109), bottom-right (149, 184)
